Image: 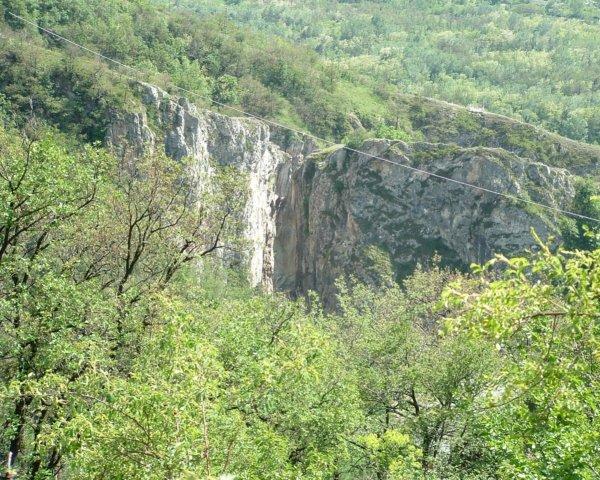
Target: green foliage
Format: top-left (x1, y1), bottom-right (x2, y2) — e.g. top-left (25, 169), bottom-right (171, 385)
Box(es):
top-left (66, 291), bottom-right (360, 479)
top-left (0, 124), bottom-right (247, 479)
top-left (213, 74), bottom-right (240, 105)
top-left (360, 430), bottom-right (422, 480)
top-left (560, 179), bottom-right (600, 251)
top-left (332, 264), bottom-right (499, 477)
top-left (0, 39), bottom-right (133, 141)
top-left (0, 125), bottom-right (113, 479)
top-left (446, 238), bottom-right (600, 479)
top-left (0, 0), bottom-right (380, 140)
top-left (374, 124), bottom-right (412, 142)
top-left (342, 129), bottom-right (371, 149)
top-left (172, 0), bottom-right (600, 145)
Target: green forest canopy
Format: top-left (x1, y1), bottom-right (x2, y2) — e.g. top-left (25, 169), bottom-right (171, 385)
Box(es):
top-left (168, 0), bottom-right (600, 145)
top-left (1, 0), bottom-right (390, 141)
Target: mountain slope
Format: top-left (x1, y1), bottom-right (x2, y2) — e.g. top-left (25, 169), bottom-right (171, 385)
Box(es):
top-left (0, 0), bottom-right (387, 140)
top-left (166, 0), bottom-right (600, 145)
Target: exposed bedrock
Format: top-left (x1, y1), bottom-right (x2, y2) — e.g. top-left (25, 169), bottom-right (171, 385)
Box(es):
top-left (107, 83), bottom-right (596, 302)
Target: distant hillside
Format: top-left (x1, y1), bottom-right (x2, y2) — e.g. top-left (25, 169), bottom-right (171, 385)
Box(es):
top-left (167, 0), bottom-right (600, 145)
top-left (0, 0), bottom-right (389, 141)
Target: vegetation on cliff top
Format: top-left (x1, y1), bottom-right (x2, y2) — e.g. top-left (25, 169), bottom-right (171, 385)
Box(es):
top-left (4, 0), bottom-right (600, 156)
top-left (170, 0), bottom-right (600, 145)
top-left (0, 0), bottom-right (387, 141)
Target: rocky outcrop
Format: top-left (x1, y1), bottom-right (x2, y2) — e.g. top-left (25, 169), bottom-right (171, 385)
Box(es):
top-left (397, 95), bottom-right (600, 174)
top-left (107, 83), bottom-right (299, 289)
top-left (107, 83), bottom-right (596, 303)
top-left (275, 141), bottom-right (574, 302)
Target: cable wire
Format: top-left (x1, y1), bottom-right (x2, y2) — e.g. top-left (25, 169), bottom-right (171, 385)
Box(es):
top-left (6, 10), bottom-right (600, 223)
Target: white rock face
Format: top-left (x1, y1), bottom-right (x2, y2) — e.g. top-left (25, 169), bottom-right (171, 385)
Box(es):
top-left (107, 83), bottom-right (295, 289)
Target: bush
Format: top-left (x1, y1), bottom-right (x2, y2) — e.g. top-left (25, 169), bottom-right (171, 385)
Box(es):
top-left (375, 124), bottom-right (412, 141)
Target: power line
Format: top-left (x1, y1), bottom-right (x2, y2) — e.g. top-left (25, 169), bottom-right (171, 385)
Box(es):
top-left (6, 10), bottom-right (600, 224)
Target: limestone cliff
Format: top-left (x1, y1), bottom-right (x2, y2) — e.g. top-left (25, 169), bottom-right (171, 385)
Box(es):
top-left (275, 141), bottom-right (574, 301)
top-left (107, 83), bottom-right (299, 289)
top-left (107, 83), bottom-right (598, 302)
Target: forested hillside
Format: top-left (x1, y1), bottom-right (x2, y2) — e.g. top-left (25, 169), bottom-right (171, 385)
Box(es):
top-left (0, 1), bottom-right (599, 479)
top-left (4, 0), bottom-right (600, 144)
top-left (171, 0), bottom-right (600, 144)
top-left (0, 0), bottom-right (393, 141)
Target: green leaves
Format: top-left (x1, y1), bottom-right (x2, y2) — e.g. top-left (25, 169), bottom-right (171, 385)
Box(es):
top-left (332, 263), bottom-right (499, 477)
top-left (66, 290), bottom-right (361, 479)
top-left (447, 241), bottom-right (600, 479)
top-left (560, 180), bottom-right (600, 252)
top-left (0, 127), bottom-right (251, 479)
top-left (360, 430), bottom-right (422, 480)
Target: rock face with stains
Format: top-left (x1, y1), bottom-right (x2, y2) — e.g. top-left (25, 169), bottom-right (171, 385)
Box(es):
top-left (108, 83), bottom-right (300, 289)
top-left (107, 83), bottom-right (598, 303)
top-left (275, 141), bottom-right (574, 303)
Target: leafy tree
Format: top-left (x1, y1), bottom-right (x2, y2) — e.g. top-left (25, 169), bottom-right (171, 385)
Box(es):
top-left (0, 125), bottom-right (110, 478)
top-left (212, 74), bottom-right (240, 105)
top-left (374, 124), bottom-right (412, 142)
top-left (0, 125), bottom-right (245, 479)
top-left (446, 236), bottom-right (600, 478)
top-left (332, 264), bottom-right (499, 477)
top-left (359, 430), bottom-right (423, 480)
top-left (561, 179), bottom-right (600, 251)
top-left (66, 289), bottom-right (362, 479)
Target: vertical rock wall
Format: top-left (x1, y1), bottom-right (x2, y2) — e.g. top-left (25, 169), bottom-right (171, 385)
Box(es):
top-left (107, 84), bottom-right (591, 303)
top-left (108, 84), bottom-right (294, 289)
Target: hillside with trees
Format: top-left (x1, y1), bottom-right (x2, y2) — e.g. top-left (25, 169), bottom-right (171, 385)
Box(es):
top-left (0, 1), bottom-right (599, 479)
top-left (1, 0), bottom-right (392, 141)
top-left (171, 0), bottom-right (600, 145)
